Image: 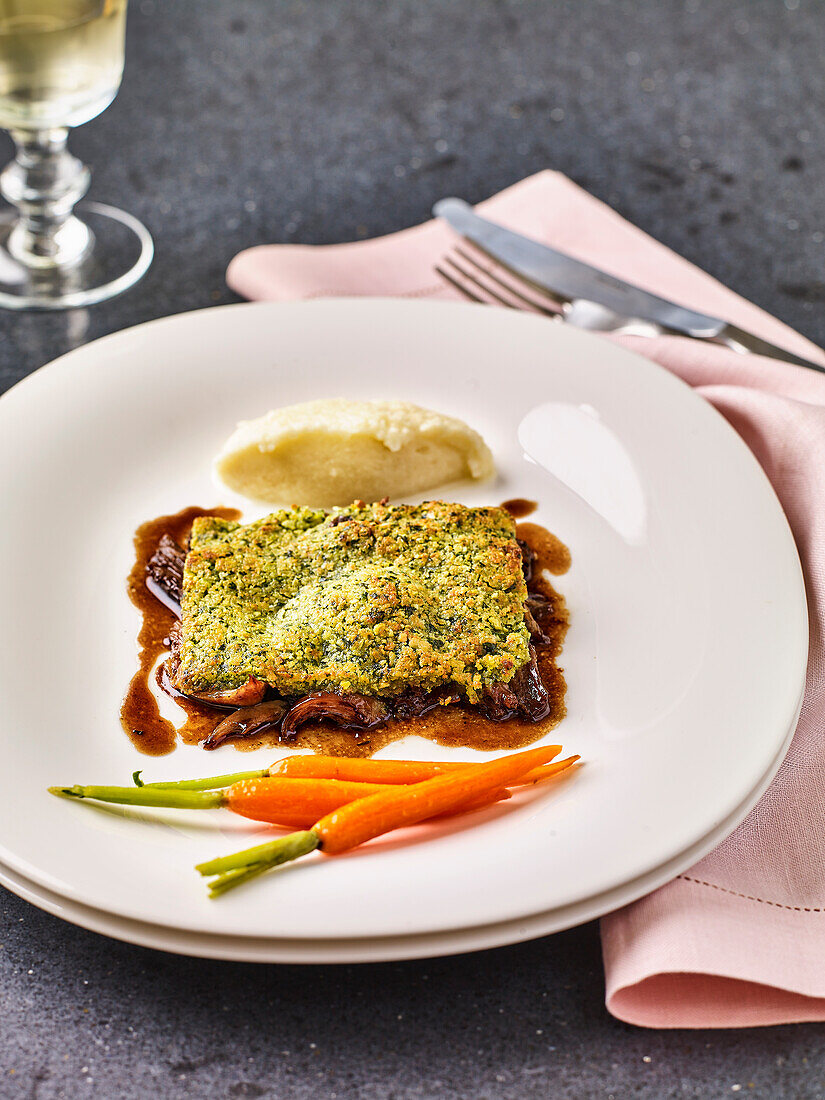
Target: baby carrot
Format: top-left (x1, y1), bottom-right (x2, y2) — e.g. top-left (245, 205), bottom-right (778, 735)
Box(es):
top-left (269, 750), bottom-right (564, 784)
top-left (233, 787), bottom-right (514, 831)
top-left (519, 757), bottom-right (581, 785)
top-left (225, 777), bottom-right (403, 825)
top-left (50, 776), bottom-right (398, 824)
top-left (314, 744), bottom-right (565, 854)
top-left (136, 746), bottom-right (565, 792)
top-left (437, 755), bottom-right (580, 812)
top-left (198, 745), bottom-right (574, 894)
top-left (48, 775), bottom-right (510, 829)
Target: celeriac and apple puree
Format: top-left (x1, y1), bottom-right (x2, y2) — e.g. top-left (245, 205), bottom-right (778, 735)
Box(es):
top-left (213, 398), bottom-right (496, 507)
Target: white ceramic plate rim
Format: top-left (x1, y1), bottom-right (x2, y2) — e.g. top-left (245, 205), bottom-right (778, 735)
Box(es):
top-left (0, 299), bottom-right (809, 940)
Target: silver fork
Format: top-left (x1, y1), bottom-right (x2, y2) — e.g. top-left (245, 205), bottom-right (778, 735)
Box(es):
top-left (436, 245), bottom-right (683, 337)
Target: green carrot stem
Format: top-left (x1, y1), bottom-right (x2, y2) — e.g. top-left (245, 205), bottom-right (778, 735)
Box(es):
top-left (195, 829), bottom-right (319, 877)
top-left (134, 769), bottom-right (268, 791)
top-left (203, 831), bottom-right (321, 897)
top-left (207, 862), bottom-right (277, 898)
top-left (48, 785), bottom-right (226, 810)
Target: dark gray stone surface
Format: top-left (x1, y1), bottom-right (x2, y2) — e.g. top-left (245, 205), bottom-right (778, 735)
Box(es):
top-left (1, 1), bottom-right (824, 1096)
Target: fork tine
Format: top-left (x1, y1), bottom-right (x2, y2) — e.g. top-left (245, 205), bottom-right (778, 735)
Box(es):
top-left (453, 245), bottom-right (564, 314)
top-left (434, 263), bottom-right (500, 306)
top-left (440, 255), bottom-right (538, 312)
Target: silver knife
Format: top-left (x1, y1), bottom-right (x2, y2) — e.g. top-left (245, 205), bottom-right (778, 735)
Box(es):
top-left (433, 198), bottom-right (825, 374)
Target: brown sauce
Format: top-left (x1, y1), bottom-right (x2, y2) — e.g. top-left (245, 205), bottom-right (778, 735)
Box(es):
top-left (516, 522), bottom-right (572, 576)
top-left (121, 506), bottom-right (240, 755)
top-left (502, 498), bottom-right (537, 519)
top-left (122, 503), bottom-right (571, 758)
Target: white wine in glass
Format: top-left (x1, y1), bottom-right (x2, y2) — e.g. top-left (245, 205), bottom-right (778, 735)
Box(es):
top-left (0, 0), bottom-right (152, 309)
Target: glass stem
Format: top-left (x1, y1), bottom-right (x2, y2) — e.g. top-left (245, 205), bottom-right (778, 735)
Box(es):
top-left (0, 128), bottom-right (92, 270)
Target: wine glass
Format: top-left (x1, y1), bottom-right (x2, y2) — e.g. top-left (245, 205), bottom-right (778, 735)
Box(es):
top-left (0, 0), bottom-right (152, 310)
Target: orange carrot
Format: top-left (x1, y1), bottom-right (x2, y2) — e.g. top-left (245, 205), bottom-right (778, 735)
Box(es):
top-left (268, 749), bottom-right (563, 784)
top-left (228, 777), bottom-right (516, 827)
top-left (315, 744), bottom-right (564, 854)
top-left (258, 789), bottom-right (515, 830)
top-left (52, 774), bottom-right (514, 831)
top-left (429, 787), bottom-right (511, 818)
top-left (225, 777), bottom-right (392, 825)
top-left (518, 756), bottom-right (581, 785)
top-left (50, 776), bottom-right (398, 826)
top-left (268, 755), bottom-right (473, 782)
top-left (135, 749), bottom-right (566, 794)
top-left (431, 756), bottom-right (580, 818)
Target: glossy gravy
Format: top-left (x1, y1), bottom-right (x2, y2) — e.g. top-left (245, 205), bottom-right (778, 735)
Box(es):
top-left (121, 506), bottom-right (240, 755)
top-left (501, 497), bottom-right (537, 519)
top-left (121, 504), bottom-right (570, 757)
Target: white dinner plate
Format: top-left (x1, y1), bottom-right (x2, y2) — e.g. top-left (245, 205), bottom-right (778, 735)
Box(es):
top-left (0, 299), bottom-right (807, 948)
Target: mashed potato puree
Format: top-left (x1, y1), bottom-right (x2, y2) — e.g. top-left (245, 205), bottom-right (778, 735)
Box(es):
top-left (213, 398), bottom-right (496, 507)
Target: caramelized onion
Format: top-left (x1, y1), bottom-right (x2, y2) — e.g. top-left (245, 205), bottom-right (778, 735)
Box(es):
top-left (202, 699), bottom-right (289, 750)
top-left (194, 678), bottom-right (268, 708)
top-left (481, 681), bottom-right (519, 722)
top-left (510, 648), bottom-right (551, 722)
top-left (280, 692), bottom-right (390, 742)
top-left (145, 534), bottom-right (186, 615)
top-left (518, 538), bottom-right (537, 584)
top-left (158, 662), bottom-right (239, 713)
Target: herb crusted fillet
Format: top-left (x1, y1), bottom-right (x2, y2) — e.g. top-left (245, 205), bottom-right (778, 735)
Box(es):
top-left (176, 501), bottom-right (531, 703)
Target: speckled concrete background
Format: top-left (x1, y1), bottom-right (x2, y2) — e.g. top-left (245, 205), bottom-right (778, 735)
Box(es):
top-left (1, 2), bottom-right (824, 1097)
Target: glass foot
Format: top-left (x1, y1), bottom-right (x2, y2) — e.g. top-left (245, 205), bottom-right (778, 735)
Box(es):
top-left (0, 200), bottom-right (153, 310)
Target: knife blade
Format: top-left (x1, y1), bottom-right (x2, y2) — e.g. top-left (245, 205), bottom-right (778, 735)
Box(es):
top-left (433, 198), bottom-right (825, 373)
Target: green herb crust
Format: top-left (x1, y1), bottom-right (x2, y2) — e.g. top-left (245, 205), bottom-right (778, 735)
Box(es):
top-left (176, 501), bottom-right (531, 702)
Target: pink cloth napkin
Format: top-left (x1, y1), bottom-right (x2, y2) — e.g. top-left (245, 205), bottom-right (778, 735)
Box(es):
top-left (228, 171), bottom-right (825, 1028)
